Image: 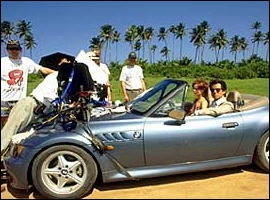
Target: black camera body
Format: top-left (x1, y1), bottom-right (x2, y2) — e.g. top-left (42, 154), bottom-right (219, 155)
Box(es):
top-left (33, 103), bottom-right (46, 115)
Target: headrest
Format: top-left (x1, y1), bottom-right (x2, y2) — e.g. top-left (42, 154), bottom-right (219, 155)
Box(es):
top-left (227, 90), bottom-right (244, 109)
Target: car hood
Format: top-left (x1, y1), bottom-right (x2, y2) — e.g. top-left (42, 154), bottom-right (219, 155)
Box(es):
top-left (88, 111), bottom-right (145, 136)
top-left (90, 109), bottom-right (142, 121)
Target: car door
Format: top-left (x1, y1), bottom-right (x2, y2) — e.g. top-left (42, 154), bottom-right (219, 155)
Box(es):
top-left (143, 112), bottom-right (244, 166)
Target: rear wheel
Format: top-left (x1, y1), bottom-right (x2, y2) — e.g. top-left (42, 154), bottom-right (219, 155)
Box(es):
top-left (32, 145), bottom-right (98, 199)
top-left (253, 131), bottom-right (269, 172)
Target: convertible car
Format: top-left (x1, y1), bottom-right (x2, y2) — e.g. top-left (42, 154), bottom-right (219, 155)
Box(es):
top-left (3, 78), bottom-right (269, 199)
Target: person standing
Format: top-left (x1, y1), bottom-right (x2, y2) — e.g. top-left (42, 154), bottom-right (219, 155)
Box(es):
top-left (1, 39), bottom-right (55, 127)
top-left (119, 52), bottom-right (146, 102)
top-left (1, 57), bottom-right (72, 157)
top-left (87, 49), bottom-right (112, 105)
top-left (1, 71), bottom-right (59, 156)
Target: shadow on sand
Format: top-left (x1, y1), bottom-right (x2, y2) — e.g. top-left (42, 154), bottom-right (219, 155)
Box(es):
top-left (1, 163), bottom-right (267, 199)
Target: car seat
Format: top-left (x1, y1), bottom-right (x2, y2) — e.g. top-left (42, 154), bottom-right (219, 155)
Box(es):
top-left (227, 90), bottom-right (245, 111)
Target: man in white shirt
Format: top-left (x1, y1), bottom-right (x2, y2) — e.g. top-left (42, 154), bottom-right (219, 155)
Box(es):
top-left (1, 40), bottom-right (55, 101)
top-left (194, 79), bottom-right (234, 116)
top-left (1, 40), bottom-right (55, 127)
top-left (1, 71), bottom-right (59, 155)
top-left (1, 58), bottom-right (71, 156)
top-left (119, 52), bottom-right (146, 102)
top-left (87, 50), bottom-right (112, 104)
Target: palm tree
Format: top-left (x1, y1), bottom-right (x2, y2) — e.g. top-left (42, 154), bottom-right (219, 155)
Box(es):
top-left (124, 25), bottom-right (138, 52)
top-left (24, 34), bottom-right (37, 58)
top-left (1, 21), bottom-right (15, 41)
top-left (175, 23), bottom-right (186, 60)
top-left (144, 27), bottom-right (154, 63)
top-left (216, 29), bottom-right (228, 61)
top-left (157, 27), bottom-right (168, 46)
top-left (15, 20), bottom-right (32, 38)
top-left (239, 37), bottom-right (248, 60)
top-left (251, 31), bottom-right (264, 55)
top-left (208, 29), bottom-right (229, 63)
top-left (89, 36), bottom-right (103, 54)
top-left (169, 25), bottom-right (177, 60)
top-left (199, 20), bottom-right (211, 64)
top-left (229, 35), bottom-right (241, 63)
top-left (160, 46), bottom-right (170, 61)
top-left (111, 30), bottom-right (120, 62)
top-left (134, 40), bottom-right (142, 59)
top-left (157, 27), bottom-right (169, 60)
top-left (190, 25), bottom-right (204, 64)
top-left (15, 20), bottom-right (32, 53)
top-left (252, 21), bottom-right (261, 31)
top-left (263, 31), bottom-right (269, 61)
top-left (208, 34), bottom-right (219, 63)
top-left (1, 21), bottom-right (15, 52)
top-left (99, 24), bottom-right (114, 63)
top-left (136, 25), bottom-right (145, 60)
top-left (251, 21), bottom-right (261, 55)
top-left (150, 44), bottom-right (157, 63)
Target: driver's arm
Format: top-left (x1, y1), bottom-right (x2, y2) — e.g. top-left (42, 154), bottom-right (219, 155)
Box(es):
top-left (194, 102), bottom-right (234, 116)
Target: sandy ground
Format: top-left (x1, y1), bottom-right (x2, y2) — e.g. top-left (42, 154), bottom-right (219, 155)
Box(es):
top-left (1, 164), bottom-right (269, 199)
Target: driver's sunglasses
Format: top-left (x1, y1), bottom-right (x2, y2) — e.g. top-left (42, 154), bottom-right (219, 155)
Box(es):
top-left (8, 48), bottom-right (21, 51)
top-left (210, 88), bottom-right (222, 93)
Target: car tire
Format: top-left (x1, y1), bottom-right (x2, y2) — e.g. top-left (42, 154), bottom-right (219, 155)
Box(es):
top-left (253, 130), bottom-right (269, 172)
top-left (32, 144), bottom-right (98, 199)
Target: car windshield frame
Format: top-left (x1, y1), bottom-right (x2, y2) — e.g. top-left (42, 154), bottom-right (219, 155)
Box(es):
top-left (130, 79), bottom-right (189, 116)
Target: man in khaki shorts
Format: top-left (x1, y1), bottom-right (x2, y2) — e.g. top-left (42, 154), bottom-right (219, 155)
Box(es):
top-left (119, 52), bottom-right (146, 102)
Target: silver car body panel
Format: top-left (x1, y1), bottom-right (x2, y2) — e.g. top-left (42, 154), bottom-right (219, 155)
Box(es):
top-left (3, 79), bottom-right (269, 190)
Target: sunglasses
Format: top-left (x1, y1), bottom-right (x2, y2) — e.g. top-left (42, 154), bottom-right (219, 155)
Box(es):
top-left (8, 48), bottom-right (21, 51)
top-left (210, 88), bottom-right (222, 93)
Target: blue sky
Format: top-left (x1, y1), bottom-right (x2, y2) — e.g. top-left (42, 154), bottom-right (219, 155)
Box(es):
top-left (1, 1), bottom-right (269, 64)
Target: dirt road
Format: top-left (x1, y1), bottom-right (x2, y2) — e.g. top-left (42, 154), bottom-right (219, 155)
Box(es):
top-left (1, 164), bottom-right (269, 199)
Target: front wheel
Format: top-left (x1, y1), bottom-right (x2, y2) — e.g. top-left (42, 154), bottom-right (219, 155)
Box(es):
top-left (253, 131), bottom-right (269, 172)
top-left (32, 145), bottom-right (98, 199)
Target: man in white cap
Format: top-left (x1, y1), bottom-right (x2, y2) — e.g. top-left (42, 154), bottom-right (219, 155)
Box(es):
top-left (1, 39), bottom-right (55, 128)
top-left (1, 57), bottom-right (72, 158)
top-left (87, 50), bottom-right (112, 105)
top-left (119, 52), bottom-right (146, 102)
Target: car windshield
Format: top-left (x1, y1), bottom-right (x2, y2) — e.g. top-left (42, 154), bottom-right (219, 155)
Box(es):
top-left (130, 79), bottom-right (188, 115)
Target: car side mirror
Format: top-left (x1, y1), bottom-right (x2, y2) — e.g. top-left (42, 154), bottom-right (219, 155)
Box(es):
top-left (169, 110), bottom-right (186, 120)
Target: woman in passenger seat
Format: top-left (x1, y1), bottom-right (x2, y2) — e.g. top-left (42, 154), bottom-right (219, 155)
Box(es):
top-left (188, 78), bottom-right (210, 115)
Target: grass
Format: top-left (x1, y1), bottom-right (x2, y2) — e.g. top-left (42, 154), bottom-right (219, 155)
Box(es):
top-left (28, 77), bottom-right (269, 102)
top-left (103, 77), bottom-right (269, 102)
